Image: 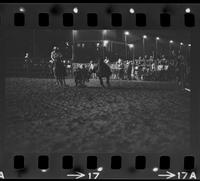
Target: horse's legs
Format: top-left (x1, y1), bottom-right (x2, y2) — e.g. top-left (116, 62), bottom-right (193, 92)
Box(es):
top-left (54, 74), bottom-right (59, 85)
top-left (99, 77), bottom-right (105, 87)
top-left (106, 76), bottom-right (111, 87)
top-left (62, 76), bottom-right (67, 86)
top-left (56, 77), bottom-right (60, 86)
top-left (61, 76), bottom-right (66, 87)
top-left (56, 75), bottom-right (62, 87)
top-left (60, 77), bottom-right (63, 87)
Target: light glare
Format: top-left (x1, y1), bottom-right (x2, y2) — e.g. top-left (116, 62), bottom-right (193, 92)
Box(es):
top-left (152, 167), bottom-right (159, 172)
top-left (128, 44), bottom-right (134, 48)
top-left (185, 8), bottom-right (191, 13)
top-left (19, 7), bottom-right (25, 12)
top-left (129, 8), bottom-right (135, 14)
top-left (125, 31), bottom-right (130, 36)
top-left (103, 40), bottom-right (109, 47)
top-left (73, 7), bottom-right (78, 14)
top-left (143, 35), bottom-right (147, 39)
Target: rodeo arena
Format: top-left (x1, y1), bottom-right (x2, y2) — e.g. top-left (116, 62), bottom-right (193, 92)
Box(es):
top-left (6, 30), bottom-right (191, 89)
top-left (5, 30), bottom-right (191, 153)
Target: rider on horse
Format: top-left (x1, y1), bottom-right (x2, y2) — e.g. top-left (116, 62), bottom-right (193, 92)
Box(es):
top-left (51, 46), bottom-right (67, 87)
top-left (91, 57), bottom-right (112, 87)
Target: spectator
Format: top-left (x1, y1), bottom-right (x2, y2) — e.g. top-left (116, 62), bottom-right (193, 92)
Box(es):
top-left (127, 61), bottom-right (132, 80)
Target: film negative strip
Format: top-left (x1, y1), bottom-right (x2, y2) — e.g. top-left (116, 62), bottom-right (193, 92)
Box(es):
top-left (0, 3), bottom-right (200, 179)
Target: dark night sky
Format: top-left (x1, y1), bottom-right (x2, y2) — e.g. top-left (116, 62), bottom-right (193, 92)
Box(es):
top-left (4, 29), bottom-right (191, 61)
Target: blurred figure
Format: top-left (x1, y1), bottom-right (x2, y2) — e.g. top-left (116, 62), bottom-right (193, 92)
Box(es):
top-left (89, 61), bottom-right (96, 79)
top-left (51, 46), bottom-right (67, 87)
top-left (74, 66), bottom-right (83, 87)
top-left (104, 57), bottom-right (109, 64)
top-left (117, 58), bottom-right (125, 80)
top-left (81, 64), bottom-right (90, 85)
top-left (74, 64), bottom-right (90, 87)
top-left (127, 61), bottom-right (132, 80)
top-left (176, 55), bottom-right (186, 88)
top-left (66, 60), bottom-right (73, 78)
top-left (24, 52), bottom-right (32, 77)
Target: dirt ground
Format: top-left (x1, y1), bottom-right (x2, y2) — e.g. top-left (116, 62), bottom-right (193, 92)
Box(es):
top-left (4, 78), bottom-right (190, 154)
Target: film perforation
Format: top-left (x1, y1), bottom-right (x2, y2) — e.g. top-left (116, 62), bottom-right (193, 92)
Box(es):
top-left (184, 13), bottom-right (195, 27)
top-left (8, 10), bottom-right (198, 28)
top-left (38, 155), bottom-right (49, 170)
top-left (136, 13), bottom-right (146, 27)
top-left (160, 13), bottom-right (170, 27)
top-left (87, 13), bottom-right (98, 27)
top-left (159, 156), bottom-right (170, 170)
top-left (63, 13), bottom-right (74, 27)
top-left (38, 13), bottom-right (49, 27)
top-left (111, 13), bottom-right (122, 27)
top-left (111, 156), bottom-right (121, 169)
top-left (184, 156), bottom-right (195, 170)
top-left (62, 155), bottom-right (73, 169)
top-left (14, 155), bottom-right (24, 170)
top-left (12, 155), bottom-right (198, 170)
top-left (135, 156), bottom-right (146, 169)
top-left (87, 156), bottom-right (98, 169)
top-left (14, 13), bottom-right (25, 26)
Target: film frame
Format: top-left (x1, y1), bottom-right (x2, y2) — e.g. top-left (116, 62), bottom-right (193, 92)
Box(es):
top-left (0, 3), bottom-right (200, 179)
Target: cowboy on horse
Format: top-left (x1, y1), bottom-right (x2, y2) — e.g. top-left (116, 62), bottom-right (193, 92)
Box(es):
top-left (50, 46), bottom-right (67, 87)
top-left (90, 57), bottom-right (112, 88)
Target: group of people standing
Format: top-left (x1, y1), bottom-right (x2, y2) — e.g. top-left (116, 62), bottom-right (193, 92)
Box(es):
top-left (103, 55), bottom-right (189, 87)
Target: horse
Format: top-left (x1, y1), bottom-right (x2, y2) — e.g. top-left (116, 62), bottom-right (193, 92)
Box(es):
top-left (52, 58), bottom-right (67, 87)
top-left (89, 59), bottom-right (112, 87)
top-left (74, 66), bottom-right (90, 87)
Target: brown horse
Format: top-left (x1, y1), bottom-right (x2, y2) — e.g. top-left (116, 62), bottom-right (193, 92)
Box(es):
top-left (90, 59), bottom-right (112, 87)
top-left (53, 59), bottom-right (66, 87)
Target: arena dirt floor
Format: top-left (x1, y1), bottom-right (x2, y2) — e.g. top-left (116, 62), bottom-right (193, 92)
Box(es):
top-left (4, 78), bottom-right (190, 154)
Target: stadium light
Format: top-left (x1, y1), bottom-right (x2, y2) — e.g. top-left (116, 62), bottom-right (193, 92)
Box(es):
top-left (125, 31), bottom-right (130, 36)
top-left (102, 30), bottom-right (107, 35)
top-left (128, 44), bottom-right (134, 48)
top-left (185, 8), bottom-right (191, 13)
top-left (188, 44), bottom-right (191, 47)
top-left (19, 7), bottom-right (25, 12)
top-left (143, 35), bottom-right (147, 39)
top-left (129, 8), bottom-right (135, 14)
top-left (73, 7), bottom-right (78, 14)
top-left (169, 40), bottom-right (174, 43)
top-left (103, 40), bottom-right (109, 47)
top-left (180, 42), bottom-right (184, 45)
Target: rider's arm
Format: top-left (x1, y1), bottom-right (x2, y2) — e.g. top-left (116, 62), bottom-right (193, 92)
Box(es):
top-left (51, 52), bottom-right (54, 61)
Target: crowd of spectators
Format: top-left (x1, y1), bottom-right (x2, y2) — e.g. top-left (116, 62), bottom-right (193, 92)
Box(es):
top-left (10, 53), bottom-right (190, 88)
top-left (72, 55), bottom-right (190, 87)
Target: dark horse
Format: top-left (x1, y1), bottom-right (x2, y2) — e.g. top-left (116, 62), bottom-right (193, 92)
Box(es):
top-left (90, 59), bottom-right (112, 87)
top-left (53, 58), bottom-right (66, 87)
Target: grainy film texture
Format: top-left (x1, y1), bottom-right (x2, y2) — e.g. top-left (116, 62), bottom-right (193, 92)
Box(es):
top-left (4, 29), bottom-right (191, 154)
